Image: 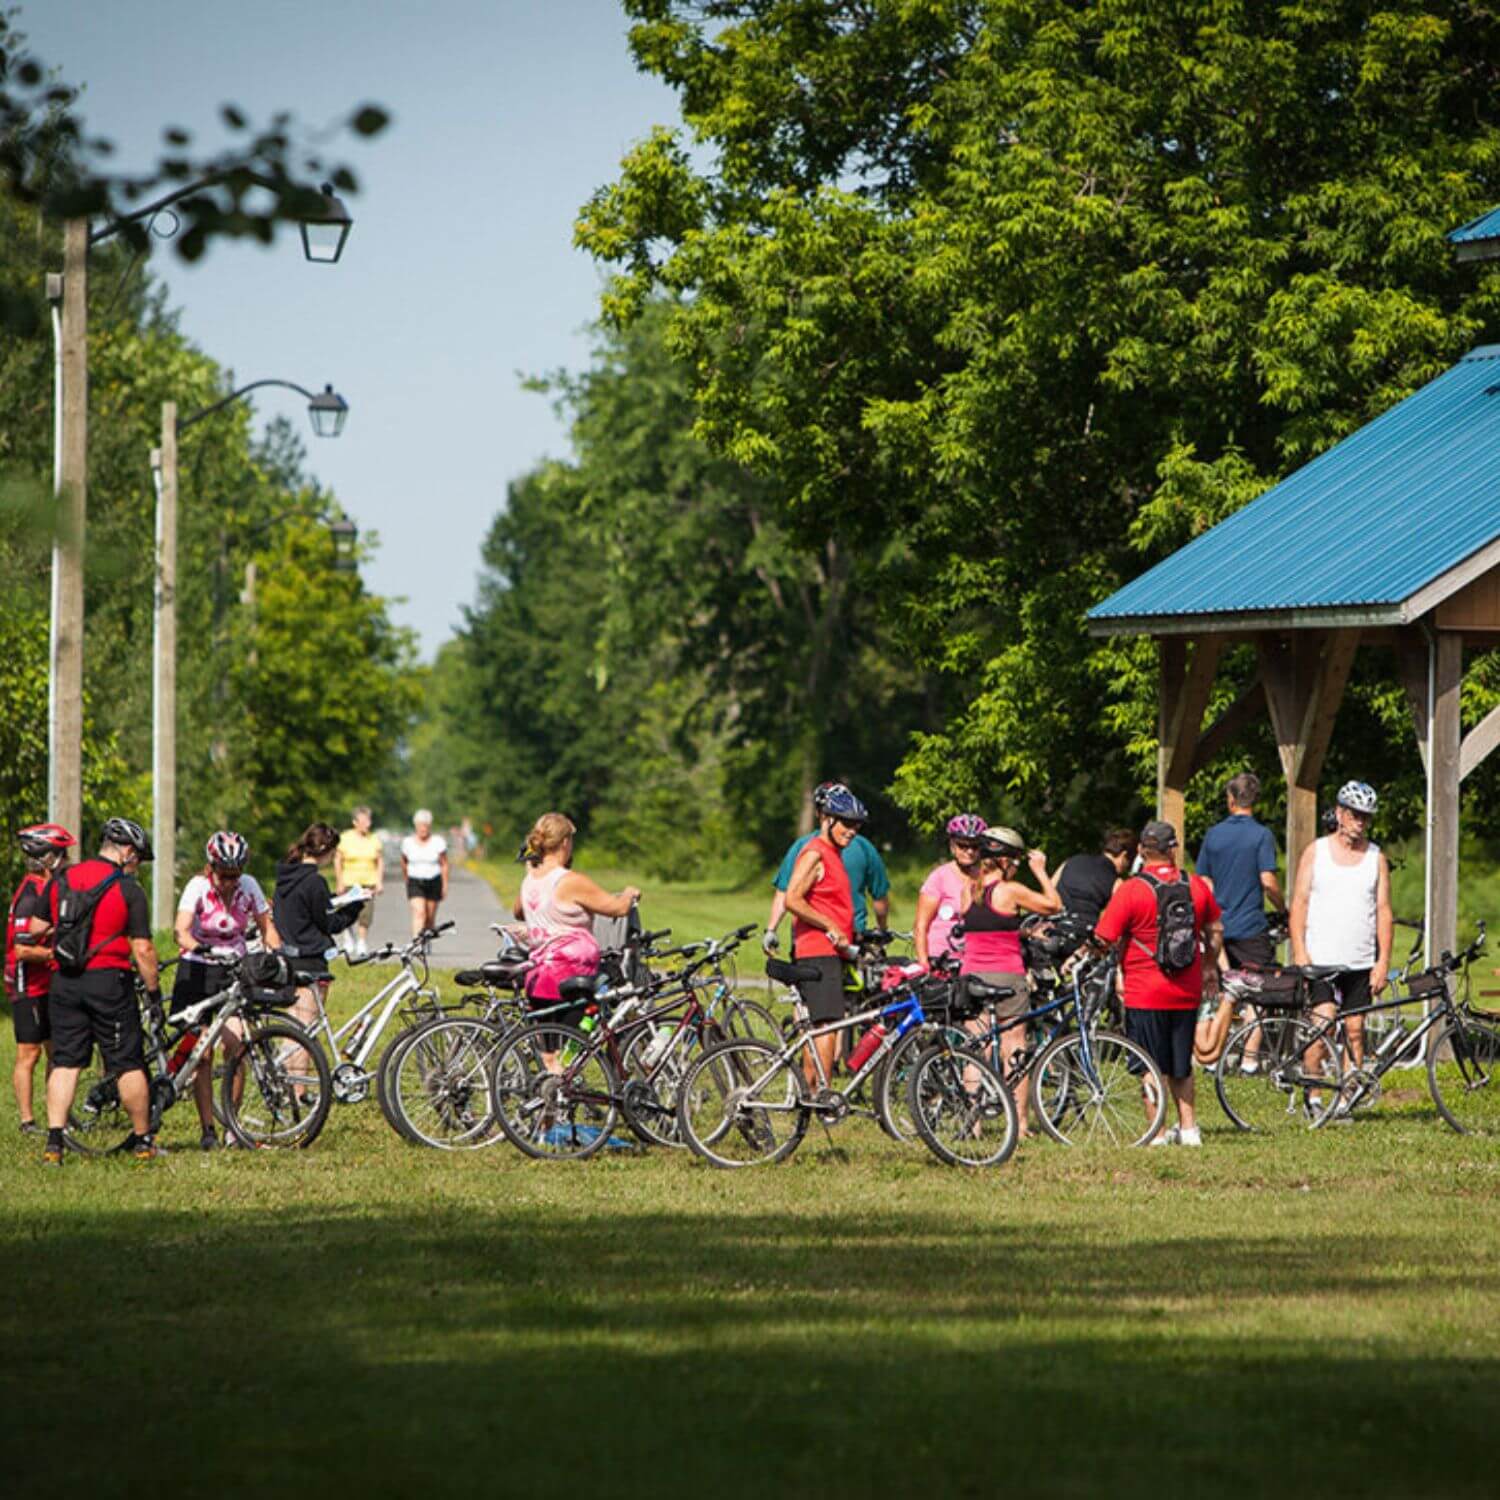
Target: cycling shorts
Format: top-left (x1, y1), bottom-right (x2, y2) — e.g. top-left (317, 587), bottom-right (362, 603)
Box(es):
top-left (407, 876), bottom-right (442, 902)
top-left (172, 959), bottom-right (236, 1009)
top-left (49, 969), bottom-right (144, 1072)
top-left (10, 992), bottom-right (50, 1045)
top-left (1310, 969), bottom-right (1372, 1012)
top-left (794, 955), bottom-right (846, 1023)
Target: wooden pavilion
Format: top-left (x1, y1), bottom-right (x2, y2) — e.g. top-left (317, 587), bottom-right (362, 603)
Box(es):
top-left (1087, 344), bottom-right (1500, 961)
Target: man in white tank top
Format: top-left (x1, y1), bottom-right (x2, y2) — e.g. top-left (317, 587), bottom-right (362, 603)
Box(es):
top-left (1289, 780), bottom-right (1393, 1069)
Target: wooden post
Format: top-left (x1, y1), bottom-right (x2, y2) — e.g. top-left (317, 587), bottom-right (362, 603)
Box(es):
top-left (1430, 631), bottom-right (1462, 963)
top-left (1156, 636), bottom-right (1220, 849)
top-left (1157, 638), bottom-right (1186, 841)
top-left (151, 405), bottom-right (178, 930)
top-left (50, 218), bottom-right (88, 845)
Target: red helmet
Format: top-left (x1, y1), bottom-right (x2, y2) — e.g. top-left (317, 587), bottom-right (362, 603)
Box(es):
top-left (17, 823), bottom-right (75, 859)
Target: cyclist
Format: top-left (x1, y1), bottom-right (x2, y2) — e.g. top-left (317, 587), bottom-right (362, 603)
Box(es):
top-left (1094, 820), bottom-right (1223, 1147)
top-left (1052, 829), bottom-right (1137, 928)
top-left (6, 823), bottom-right (73, 1134)
top-left (1290, 779), bottom-right (1392, 1076)
top-left (913, 813), bottom-right (987, 970)
top-left (783, 786), bottom-right (866, 1085)
top-left (42, 817), bottom-right (163, 1165)
top-left (173, 832), bottom-right (279, 1150)
top-left (959, 827), bottom-right (1063, 1137)
top-left (402, 809), bottom-right (449, 938)
top-left (335, 805), bottom-right (384, 958)
top-left (515, 813), bottom-right (640, 1055)
top-left (763, 782), bottom-right (891, 953)
top-left (274, 822), bottom-right (365, 1036)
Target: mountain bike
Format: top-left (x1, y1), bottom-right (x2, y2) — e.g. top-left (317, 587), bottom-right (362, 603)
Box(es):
top-left (674, 957), bottom-right (1018, 1168)
top-left (63, 955), bottom-right (331, 1153)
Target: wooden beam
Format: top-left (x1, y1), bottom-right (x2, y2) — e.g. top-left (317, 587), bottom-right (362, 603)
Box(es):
top-left (1162, 636), bottom-right (1223, 788)
top-left (1157, 637), bottom-right (1187, 849)
top-left (1460, 701), bottom-right (1500, 783)
top-left (1258, 634), bottom-right (1311, 784)
top-left (1293, 627), bottom-right (1359, 790)
top-left (1188, 672), bottom-right (1264, 778)
top-left (1393, 629), bottom-right (1430, 771)
top-left (1431, 632), bottom-right (1463, 963)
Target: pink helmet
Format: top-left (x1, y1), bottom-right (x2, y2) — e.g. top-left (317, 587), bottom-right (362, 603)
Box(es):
top-left (945, 813), bottom-right (987, 840)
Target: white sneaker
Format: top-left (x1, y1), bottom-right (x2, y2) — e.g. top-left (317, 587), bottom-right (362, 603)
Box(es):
top-left (1150, 1126), bottom-right (1180, 1147)
top-left (1177, 1126), bottom-right (1202, 1147)
top-left (357, 939), bottom-right (369, 959)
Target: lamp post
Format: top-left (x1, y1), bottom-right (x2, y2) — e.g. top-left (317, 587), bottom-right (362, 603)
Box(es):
top-left (147, 380), bottom-right (351, 927)
top-left (47, 176), bottom-right (353, 852)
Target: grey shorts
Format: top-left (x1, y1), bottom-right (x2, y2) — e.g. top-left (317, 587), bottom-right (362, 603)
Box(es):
top-left (967, 971), bottom-right (1030, 1019)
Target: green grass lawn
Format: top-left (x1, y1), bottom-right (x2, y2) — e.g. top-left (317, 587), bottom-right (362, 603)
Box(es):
top-left (4, 962), bottom-right (1500, 1497)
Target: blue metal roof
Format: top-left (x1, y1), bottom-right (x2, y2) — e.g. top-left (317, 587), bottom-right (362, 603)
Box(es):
top-left (1088, 345), bottom-right (1500, 628)
top-left (1450, 206), bottom-right (1500, 251)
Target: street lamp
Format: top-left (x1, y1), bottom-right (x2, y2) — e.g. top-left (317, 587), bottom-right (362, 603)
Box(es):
top-left (299, 183), bottom-right (354, 265)
top-left (47, 171), bottom-right (356, 850)
top-left (329, 512), bottom-right (360, 571)
top-left (147, 378), bottom-right (351, 925)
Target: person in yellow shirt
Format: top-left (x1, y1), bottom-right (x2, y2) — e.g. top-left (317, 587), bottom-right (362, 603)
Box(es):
top-left (335, 806), bottom-right (384, 958)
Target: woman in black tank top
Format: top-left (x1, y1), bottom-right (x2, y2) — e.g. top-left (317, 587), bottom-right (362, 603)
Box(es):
top-left (1053, 829), bottom-right (1137, 928)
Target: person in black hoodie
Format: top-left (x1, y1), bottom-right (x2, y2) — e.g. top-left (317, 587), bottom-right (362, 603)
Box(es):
top-left (274, 822), bottom-right (364, 1033)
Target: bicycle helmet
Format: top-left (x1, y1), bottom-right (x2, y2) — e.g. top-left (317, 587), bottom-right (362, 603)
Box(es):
top-left (17, 822), bottom-right (74, 859)
top-left (1335, 780), bottom-right (1378, 815)
top-left (101, 816), bottom-right (154, 861)
top-left (206, 830), bottom-right (250, 871)
top-left (812, 781), bottom-right (851, 815)
top-left (823, 787), bottom-right (869, 823)
top-left (979, 826), bottom-right (1027, 861)
top-left (945, 812), bottom-right (988, 840)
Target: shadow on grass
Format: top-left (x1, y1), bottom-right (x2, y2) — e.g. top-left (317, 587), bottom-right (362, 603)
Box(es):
top-left (5, 1203), bottom-right (1497, 1496)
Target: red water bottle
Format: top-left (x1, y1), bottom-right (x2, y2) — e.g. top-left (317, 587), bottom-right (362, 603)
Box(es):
top-left (167, 1030), bottom-right (199, 1077)
top-left (845, 1023), bottom-right (888, 1074)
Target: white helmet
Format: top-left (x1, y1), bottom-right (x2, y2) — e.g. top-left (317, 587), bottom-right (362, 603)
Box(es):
top-left (1336, 780), bottom-right (1377, 815)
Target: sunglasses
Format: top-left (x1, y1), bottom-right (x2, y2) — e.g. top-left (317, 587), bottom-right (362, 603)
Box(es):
top-left (950, 838), bottom-right (980, 852)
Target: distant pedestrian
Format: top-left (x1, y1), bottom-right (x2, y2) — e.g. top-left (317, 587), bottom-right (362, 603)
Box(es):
top-left (1290, 780), bottom-right (1392, 1074)
top-left (402, 809), bottom-right (449, 937)
top-left (1094, 820), bottom-right (1223, 1147)
top-left (335, 806), bottom-right (384, 958)
top-left (1052, 828), bottom-right (1137, 929)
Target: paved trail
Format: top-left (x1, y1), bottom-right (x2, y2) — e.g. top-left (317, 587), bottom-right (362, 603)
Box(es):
top-left (366, 850), bottom-right (510, 968)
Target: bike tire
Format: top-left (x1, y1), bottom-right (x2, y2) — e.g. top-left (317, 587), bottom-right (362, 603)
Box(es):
top-left (220, 1018), bottom-right (332, 1149)
top-left (393, 1015), bottom-right (507, 1150)
top-left (676, 1037), bottom-right (809, 1168)
top-left (721, 997), bottom-right (781, 1046)
top-left (1214, 1015), bottom-right (1340, 1132)
top-left (488, 1023), bottom-right (624, 1161)
top-left (1427, 1017), bottom-right (1500, 1136)
top-left (906, 1043), bottom-right (1018, 1168)
top-left (619, 1020), bottom-right (717, 1149)
top-left (61, 1055), bottom-right (163, 1156)
top-left (1031, 1030), bottom-right (1165, 1147)
top-left (375, 1027), bottom-right (420, 1142)
top-left (872, 1024), bottom-right (966, 1143)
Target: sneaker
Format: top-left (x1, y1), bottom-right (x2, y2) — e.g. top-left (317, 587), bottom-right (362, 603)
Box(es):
top-left (19, 1120), bottom-right (42, 1136)
top-left (1177, 1126), bottom-right (1202, 1147)
top-left (41, 1143), bottom-right (64, 1167)
top-left (1150, 1126), bottom-right (1180, 1147)
top-left (1239, 1058), bottom-right (1262, 1075)
top-left (199, 1130), bottom-right (219, 1152)
top-left (131, 1136), bottom-right (167, 1161)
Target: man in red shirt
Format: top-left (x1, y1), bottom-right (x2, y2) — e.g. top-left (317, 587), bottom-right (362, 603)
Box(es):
top-left (6, 823), bottom-right (75, 1133)
top-left (1094, 820), bottom-right (1223, 1146)
top-left (42, 817), bottom-right (164, 1165)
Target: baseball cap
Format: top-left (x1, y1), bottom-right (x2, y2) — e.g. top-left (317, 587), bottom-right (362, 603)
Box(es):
top-left (1139, 820), bottom-right (1179, 851)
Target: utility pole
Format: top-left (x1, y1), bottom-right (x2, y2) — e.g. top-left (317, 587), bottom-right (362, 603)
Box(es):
top-left (150, 405), bottom-right (178, 929)
top-left (49, 218), bottom-right (88, 847)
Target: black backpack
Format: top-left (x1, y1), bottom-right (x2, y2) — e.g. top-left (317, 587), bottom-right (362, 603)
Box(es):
top-left (52, 865), bottom-right (125, 975)
top-left (1133, 870), bottom-right (1199, 973)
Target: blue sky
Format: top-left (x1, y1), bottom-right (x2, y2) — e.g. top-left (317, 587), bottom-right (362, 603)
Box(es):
top-left (23, 0), bottom-right (687, 655)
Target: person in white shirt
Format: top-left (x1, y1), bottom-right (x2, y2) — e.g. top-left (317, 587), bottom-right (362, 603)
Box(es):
top-left (401, 808), bottom-right (449, 937)
top-left (1290, 779), bottom-right (1393, 1075)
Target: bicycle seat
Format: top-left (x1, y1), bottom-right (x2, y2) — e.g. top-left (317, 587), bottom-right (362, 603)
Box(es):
top-left (965, 978), bottom-right (1017, 1003)
top-left (765, 958), bottom-right (822, 987)
top-left (456, 961), bottom-right (529, 988)
top-left (558, 974), bottom-right (604, 1003)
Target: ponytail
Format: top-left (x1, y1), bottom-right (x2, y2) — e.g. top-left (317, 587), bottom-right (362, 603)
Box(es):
top-left (286, 822), bottom-right (340, 862)
top-left (522, 812), bottom-right (575, 867)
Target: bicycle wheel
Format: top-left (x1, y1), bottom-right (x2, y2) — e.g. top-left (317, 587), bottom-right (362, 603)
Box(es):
top-left (489, 1023), bottom-right (624, 1161)
top-left (907, 1043), bottom-right (1018, 1167)
top-left (1427, 1017), bottom-right (1500, 1135)
top-left (61, 1053), bottom-right (136, 1155)
top-left (375, 1027), bottom-right (420, 1142)
top-left (393, 1016), bottom-right (506, 1150)
top-left (721, 997), bottom-right (781, 1045)
top-left (220, 1019), bottom-right (332, 1148)
top-left (676, 1038), bottom-right (809, 1167)
top-left (872, 1024), bottom-right (966, 1142)
top-left (1214, 1015), bottom-right (1340, 1132)
top-left (1032, 1031), bottom-right (1165, 1147)
top-left (619, 1020), bottom-right (714, 1149)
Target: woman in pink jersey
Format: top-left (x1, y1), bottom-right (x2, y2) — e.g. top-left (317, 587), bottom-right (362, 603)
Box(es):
top-left (513, 814), bottom-right (640, 1051)
top-left (914, 813), bottom-right (988, 970)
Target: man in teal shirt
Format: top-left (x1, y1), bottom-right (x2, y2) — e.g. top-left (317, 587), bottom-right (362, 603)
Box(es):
top-left (763, 783), bottom-right (891, 952)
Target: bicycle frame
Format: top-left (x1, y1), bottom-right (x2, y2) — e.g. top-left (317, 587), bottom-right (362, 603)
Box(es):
top-left (1307, 981), bottom-right (1460, 1107)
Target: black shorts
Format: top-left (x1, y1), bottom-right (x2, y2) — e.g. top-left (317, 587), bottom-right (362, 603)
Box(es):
top-left (171, 959), bottom-right (236, 1011)
top-left (1310, 968), bottom-right (1372, 1011)
top-left (49, 969), bottom-right (145, 1073)
top-left (793, 955), bottom-right (847, 1023)
top-left (1126, 1008), bottom-right (1196, 1080)
top-left (1224, 933), bottom-right (1277, 969)
top-left (407, 876), bottom-right (442, 901)
top-left (9, 993), bottom-right (51, 1045)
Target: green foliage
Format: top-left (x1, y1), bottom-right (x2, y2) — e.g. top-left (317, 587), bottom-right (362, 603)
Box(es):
top-left (576, 0), bottom-right (1500, 852)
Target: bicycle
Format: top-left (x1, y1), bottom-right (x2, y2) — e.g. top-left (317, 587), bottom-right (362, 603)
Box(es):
top-left (1216, 924), bottom-right (1499, 1133)
top-left (63, 953), bottom-right (332, 1153)
top-left (673, 956), bottom-right (1018, 1168)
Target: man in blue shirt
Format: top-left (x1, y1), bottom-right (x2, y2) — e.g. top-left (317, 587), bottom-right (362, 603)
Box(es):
top-left (763, 783), bottom-right (891, 953)
top-left (1194, 771), bottom-right (1286, 968)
